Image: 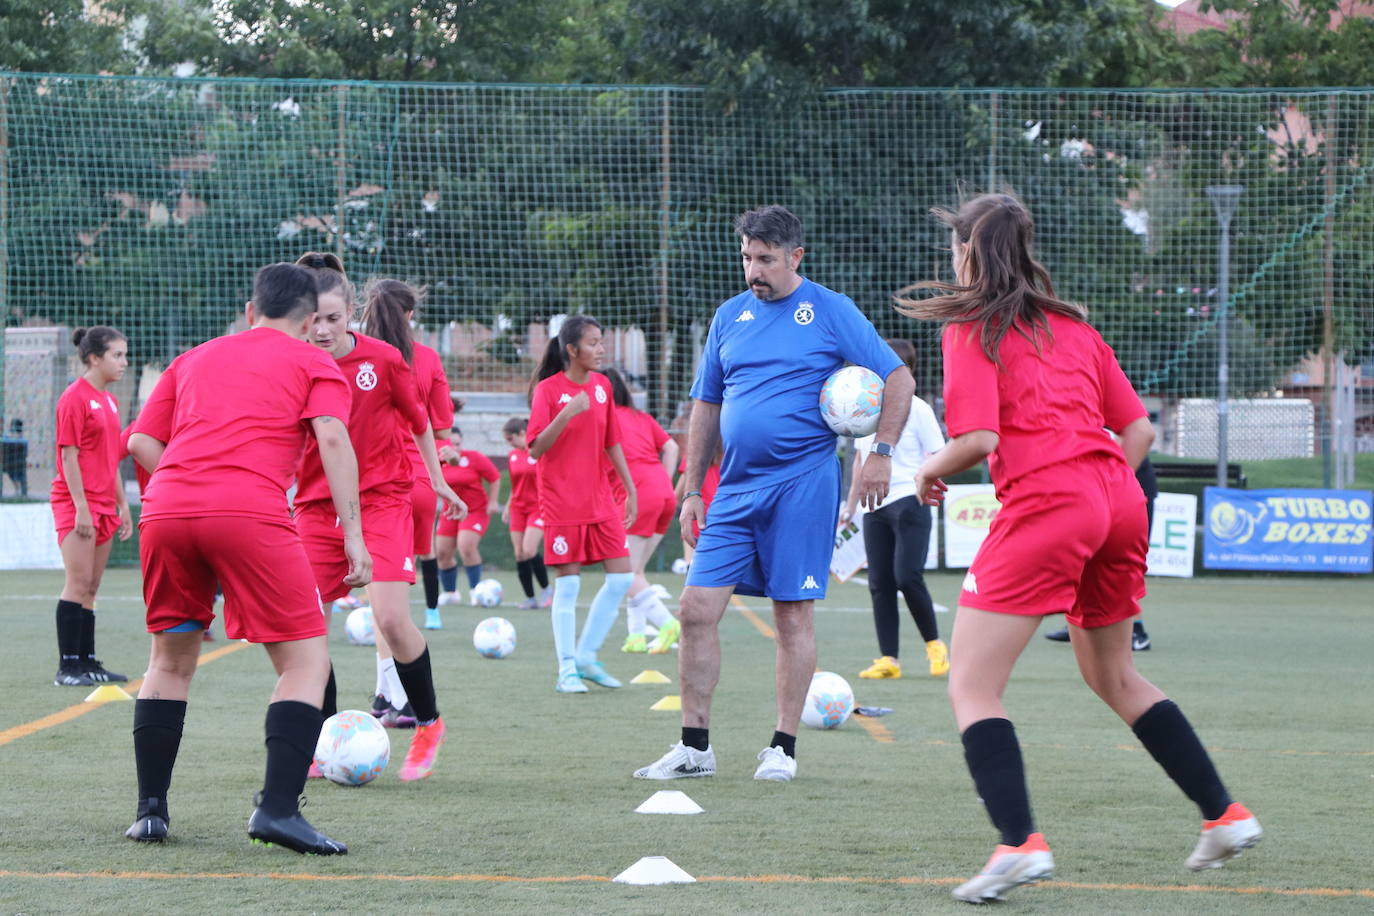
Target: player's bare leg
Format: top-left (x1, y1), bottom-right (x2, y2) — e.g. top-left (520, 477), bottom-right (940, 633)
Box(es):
top-left (947, 607), bottom-right (1040, 730)
top-left (1068, 619), bottom-right (1165, 723)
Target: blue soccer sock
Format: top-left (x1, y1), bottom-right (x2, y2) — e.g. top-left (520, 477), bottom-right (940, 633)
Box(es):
top-left (438, 565), bottom-right (458, 594)
top-left (464, 564), bottom-right (482, 589)
top-left (551, 575), bottom-right (581, 676)
top-left (576, 572), bottom-right (633, 664)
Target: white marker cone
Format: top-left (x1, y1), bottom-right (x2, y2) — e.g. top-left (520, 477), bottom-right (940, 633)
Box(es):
top-left (612, 856), bottom-right (696, 885)
top-left (635, 790), bottom-right (704, 815)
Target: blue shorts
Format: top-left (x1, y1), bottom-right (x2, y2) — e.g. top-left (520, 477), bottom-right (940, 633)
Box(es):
top-left (687, 461), bottom-right (841, 601)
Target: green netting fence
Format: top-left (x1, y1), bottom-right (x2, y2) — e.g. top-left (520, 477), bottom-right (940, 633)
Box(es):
top-left (2, 75), bottom-right (1372, 486)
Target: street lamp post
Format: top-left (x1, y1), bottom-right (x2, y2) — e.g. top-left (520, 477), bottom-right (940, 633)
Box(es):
top-left (1207, 185), bottom-right (1243, 489)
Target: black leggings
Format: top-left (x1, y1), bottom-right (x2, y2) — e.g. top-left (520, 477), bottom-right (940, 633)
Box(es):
top-left (862, 495), bottom-right (939, 657)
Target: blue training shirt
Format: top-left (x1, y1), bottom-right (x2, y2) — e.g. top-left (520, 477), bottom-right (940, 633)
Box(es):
top-left (691, 277), bottom-right (902, 496)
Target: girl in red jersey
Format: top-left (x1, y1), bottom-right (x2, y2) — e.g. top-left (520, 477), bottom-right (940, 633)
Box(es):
top-left (434, 426), bottom-right (501, 607)
top-left (501, 417), bottom-right (552, 609)
top-left (527, 315), bottom-right (637, 693)
top-left (900, 194), bottom-right (1259, 903)
top-left (294, 254), bottom-right (464, 781)
top-left (50, 326), bottom-right (133, 687)
top-left (362, 278), bottom-right (453, 631)
top-left (603, 367), bottom-right (682, 655)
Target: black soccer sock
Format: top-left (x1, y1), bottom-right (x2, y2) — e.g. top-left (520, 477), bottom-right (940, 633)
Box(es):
top-left (322, 666), bottom-right (338, 719)
top-left (769, 730), bottom-right (796, 760)
top-left (1132, 699), bottom-right (1232, 820)
top-left (531, 555), bottom-right (549, 589)
top-left (464, 564), bottom-right (482, 590)
top-left (395, 647), bottom-right (439, 724)
top-left (133, 699), bottom-right (187, 821)
top-left (516, 559), bottom-right (536, 599)
top-left (80, 607), bottom-right (97, 662)
top-left (260, 700), bottom-right (323, 818)
top-left (962, 717), bottom-right (1035, 847)
top-left (682, 726), bottom-right (710, 752)
top-left (55, 599), bottom-right (82, 667)
top-left (419, 558), bottom-right (440, 610)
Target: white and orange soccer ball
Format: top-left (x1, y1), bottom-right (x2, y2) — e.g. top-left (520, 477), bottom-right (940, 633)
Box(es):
top-left (819, 366), bottom-right (883, 437)
top-left (801, 671), bottom-right (855, 729)
top-left (314, 710), bottom-right (390, 785)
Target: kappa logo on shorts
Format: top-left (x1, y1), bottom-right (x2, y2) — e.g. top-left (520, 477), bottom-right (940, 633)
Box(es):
top-left (736, 309), bottom-right (755, 322)
top-left (403, 557), bottom-right (414, 572)
top-left (534, 517), bottom-right (545, 527)
top-left (802, 574), bottom-right (820, 590)
top-left (355, 361), bottom-right (378, 391)
top-left (473, 522), bottom-right (483, 532)
top-left (552, 535), bottom-right (569, 555)
top-left (594, 384), bottom-right (607, 404)
top-left (794, 302), bottom-right (815, 325)
top-left (962, 572), bottom-right (979, 594)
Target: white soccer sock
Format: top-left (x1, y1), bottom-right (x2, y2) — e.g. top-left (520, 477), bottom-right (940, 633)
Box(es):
top-left (551, 575), bottom-right (581, 676)
top-left (625, 588), bottom-right (650, 636)
top-left (645, 593), bottom-right (674, 628)
top-left (576, 572), bottom-right (633, 663)
top-left (377, 654), bottom-right (409, 708)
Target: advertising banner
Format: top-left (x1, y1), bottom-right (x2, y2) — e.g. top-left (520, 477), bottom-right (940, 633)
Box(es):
top-left (1203, 487), bottom-right (1373, 573)
top-left (830, 508), bottom-right (939, 583)
top-left (943, 484), bottom-right (1000, 568)
top-left (0, 503), bottom-right (63, 570)
top-left (1146, 492), bottom-right (1197, 578)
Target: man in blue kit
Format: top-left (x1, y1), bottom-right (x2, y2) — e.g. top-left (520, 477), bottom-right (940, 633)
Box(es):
top-left (635, 205), bottom-right (915, 782)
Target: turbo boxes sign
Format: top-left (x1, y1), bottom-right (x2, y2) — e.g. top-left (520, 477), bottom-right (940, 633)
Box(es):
top-left (1203, 488), bottom-right (1373, 573)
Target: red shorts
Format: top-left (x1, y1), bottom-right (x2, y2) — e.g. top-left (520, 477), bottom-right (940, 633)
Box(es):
top-left (437, 511), bottom-right (490, 539)
top-left (508, 501), bottom-right (544, 534)
top-left (544, 517), bottom-right (630, 566)
top-left (411, 478), bottom-right (437, 556)
top-left (53, 500), bottom-right (122, 546)
top-left (141, 516), bottom-right (326, 643)
top-left (627, 491), bottom-right (675, 538)
top-left (296, 491), bottom-right (416, 602)
top-left (960, 457), bottom-right (1147, 628)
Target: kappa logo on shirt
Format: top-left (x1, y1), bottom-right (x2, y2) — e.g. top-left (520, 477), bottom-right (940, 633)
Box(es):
top-left (552, 535), bottom-right (569, 555)
top-left (802, 574), bottom-right (820, 590)
top-left (403, 557), bottom-right (414, 572)
top-left (794, 302), bottom-right (815, 325)
top-left (594, 384), bottom-right (607, 404)
top-left (558, 393), bottom-right (573, 405)
top-left (736, 309), bottom-right (755, 322)
top-left (962, 572), bottom-right (979, 594)
top-left (355, 361), bottom-right (378, 391)
top-left (89, 399), bottom-right (103, 411)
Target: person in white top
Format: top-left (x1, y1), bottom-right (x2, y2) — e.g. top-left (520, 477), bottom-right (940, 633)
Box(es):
top-left (841, 339), bottom-right (949, 678)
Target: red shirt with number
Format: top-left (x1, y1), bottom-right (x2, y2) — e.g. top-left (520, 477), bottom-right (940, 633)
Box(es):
top-left (51, 377), bottom-right (122, 513)
top-left (132, 327), bottom-right (351, 522)
top-left (295, 333), bottom-right (428, 504)
top-left (527, 371), bottom-right (621, 525)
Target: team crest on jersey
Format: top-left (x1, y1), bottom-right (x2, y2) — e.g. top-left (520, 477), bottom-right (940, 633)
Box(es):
top-left (355, 361), bottom-right (378, 391)
top-left (558, 393), bottom-right (573, 404)
top-left (458, 456), bottom-right (469, 467)
top-left (794, 302), bottom-right (815, 325)
top-left (594, 385), bottom-right (607, 404)
top-left (552, 535), bottom-right (569, 555)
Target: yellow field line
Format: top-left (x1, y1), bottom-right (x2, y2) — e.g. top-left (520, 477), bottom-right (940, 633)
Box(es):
top-left (730, 595), bottom-right (775, 638)
top-left (852, 714), bottom-right (895, 744)
top-left (0, 641), bottom-right (250, 747)
top-left (0, 869), bottom-right (1368, 898)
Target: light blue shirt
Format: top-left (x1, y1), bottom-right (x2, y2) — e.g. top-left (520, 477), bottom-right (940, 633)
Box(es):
top-left (691, 278), bottom-right (902, 495)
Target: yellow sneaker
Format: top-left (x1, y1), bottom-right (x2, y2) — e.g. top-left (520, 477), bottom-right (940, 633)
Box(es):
top-left (647, 617), bottom-right (681, 654)
top-left (859, 656), bottom-right (901, 679)
top-left (621, 633), bottom-right (647, 654)
top-left (926, 639), bottom-right (950, 677)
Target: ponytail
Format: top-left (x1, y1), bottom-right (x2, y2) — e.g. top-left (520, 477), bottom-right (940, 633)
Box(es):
top-left (527, 315), bottom-right (603, 403)
top-left (294, 251), bottom-right (355, 318)
top-left (361, 278), bottom-right (421, 365)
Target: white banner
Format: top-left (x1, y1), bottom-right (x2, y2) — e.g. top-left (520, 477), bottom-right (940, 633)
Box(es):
top-left (1146, 491), bottom-right (1197, 578)
top-left (830, 506), bottom-right (939, 582)
top-left (943, 484), bottom-right (1000, 568)
top-left (0, 502), bottom-right (64, 570)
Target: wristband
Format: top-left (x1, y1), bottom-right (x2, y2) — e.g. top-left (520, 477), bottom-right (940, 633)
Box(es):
top-left (685, 490), bottom-right (702, 499)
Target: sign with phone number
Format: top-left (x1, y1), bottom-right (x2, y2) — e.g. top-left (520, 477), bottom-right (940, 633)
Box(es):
top-left (1203, 487), bottom-right (1373, 573)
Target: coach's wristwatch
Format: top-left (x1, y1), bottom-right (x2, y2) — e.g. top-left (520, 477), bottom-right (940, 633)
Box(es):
top-left (870, 442), bottom-right (895, 458)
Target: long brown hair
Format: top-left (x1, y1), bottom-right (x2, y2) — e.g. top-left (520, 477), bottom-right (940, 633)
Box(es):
top-left (361, 278), bottom-right (421, 365)
top-left (294, 251), bottom-right (355, 318)
top-left (894, 193), bottom-right (1086, 366)
top-left (527, 315), bottom-right (602, 403)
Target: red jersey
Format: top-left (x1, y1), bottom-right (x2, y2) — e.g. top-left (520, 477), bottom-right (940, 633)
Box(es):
top-left (404, 342), bottom-right (453, 482)
top-left (132, 326), bottom-right (351, 523)
top-left (296, 332), bottom-right (427, 503)
top-left (942, 313), bottom-right (1146, 497)
top-left (51, 376), bottom-right (122, 512)
top-left (436, 442), bottom-right (499, 515)
top-left (611, 406), bottom-right (674, 505)
top-left (528, 371), bottom-right (622, 525)
top-left (507, 447), bottom-right (539, 511)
